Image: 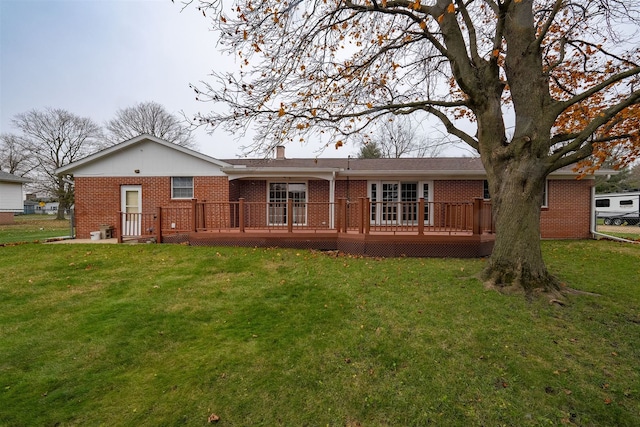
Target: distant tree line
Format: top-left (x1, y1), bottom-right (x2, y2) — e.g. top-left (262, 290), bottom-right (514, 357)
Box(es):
top-left (0, 102), bottom-right (194, 219)
top-left (595, 165), bottom-right (640, 194)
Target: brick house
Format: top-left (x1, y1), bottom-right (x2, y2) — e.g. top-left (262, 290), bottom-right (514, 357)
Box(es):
top-left (57, 135), bottom-right (597, 252)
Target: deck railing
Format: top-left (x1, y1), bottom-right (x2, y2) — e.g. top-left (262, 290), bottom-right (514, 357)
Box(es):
top-left (118, 212), bottom-right (158, 243)
top-left (122, 198), bottom-right (494, 243)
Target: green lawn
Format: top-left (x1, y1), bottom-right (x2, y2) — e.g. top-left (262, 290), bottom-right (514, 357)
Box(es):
top-left (0, 215), bottom-right (72, 244)
top-left (0, 241), bottom-right (638, 426)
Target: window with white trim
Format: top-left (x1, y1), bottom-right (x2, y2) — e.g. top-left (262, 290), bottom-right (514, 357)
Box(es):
top-left (171, 177), bottom-right (193, 199)
top-left (268, 182), bottom-right (307, 225)
top-left (369, 181), bottom-right (432, 225)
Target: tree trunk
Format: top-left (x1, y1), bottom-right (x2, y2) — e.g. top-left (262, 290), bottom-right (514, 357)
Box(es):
top-left (55, 179), bottom-right (70, 221)
top-left (56, 200), bottom-right (68, 220)
top-left (482, 161), bottom-right (561, 296)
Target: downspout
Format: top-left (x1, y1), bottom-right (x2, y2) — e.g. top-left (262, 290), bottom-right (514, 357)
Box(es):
top-left (590, 185), bottom-right (639, 244)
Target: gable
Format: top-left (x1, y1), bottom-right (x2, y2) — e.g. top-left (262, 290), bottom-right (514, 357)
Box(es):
top-left (58, 135), bottom-right (228, 178)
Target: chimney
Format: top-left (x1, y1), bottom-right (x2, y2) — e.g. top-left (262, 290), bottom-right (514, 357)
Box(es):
top-left (276, 145), bottom-right (285, 160)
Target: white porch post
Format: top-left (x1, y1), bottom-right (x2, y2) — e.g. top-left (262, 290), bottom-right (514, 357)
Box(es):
top-left (329, 172), bottom-right (336, 229)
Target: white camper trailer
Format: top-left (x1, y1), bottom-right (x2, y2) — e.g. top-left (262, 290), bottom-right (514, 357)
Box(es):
top-left (595, 192), bottom-right (640, 225)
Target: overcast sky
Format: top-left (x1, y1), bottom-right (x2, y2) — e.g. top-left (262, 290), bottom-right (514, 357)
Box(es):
top-left (1, 0), bottom-right (472, 160)
top-left (0, 0), bottom-right (337, 159)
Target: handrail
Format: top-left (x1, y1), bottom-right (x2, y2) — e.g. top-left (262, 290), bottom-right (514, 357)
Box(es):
top-left (153, 199), bottom-right (494, 237)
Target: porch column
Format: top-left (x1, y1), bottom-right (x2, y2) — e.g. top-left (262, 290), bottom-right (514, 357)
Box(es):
top-left (418, 198), bottom-right (425, 235)
top-left (329, 173), bottom-right (335, 229)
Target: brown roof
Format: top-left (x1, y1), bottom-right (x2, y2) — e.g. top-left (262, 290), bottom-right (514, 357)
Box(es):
top-left (222, 157), bottom-right (485, 171)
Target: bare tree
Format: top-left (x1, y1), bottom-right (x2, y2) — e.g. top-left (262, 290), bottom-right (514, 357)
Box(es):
top-left (11, 108), bottom-right (103, 220)
top-left (357, 115), bottom-right (444, 158)
top-left (105, 101), bottom-right (196, 148)
top-left (0, 133), bottom-right (37, 176)
top-left (186, 0), bottom-right (640, 296)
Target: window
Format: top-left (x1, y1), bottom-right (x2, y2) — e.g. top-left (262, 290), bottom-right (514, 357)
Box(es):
top-left (369, 181), bottom-right (431, 225)
top-left (483, 180), bottom-right (491, 199)
top-left (596, 199), bottom-right (610, 208)
top-left (268, 182), bottom-right (307, 225)
top-left (382, 182), bottom-right (399, 222)
top-left (171, 177), bottom-right (193, 199)
top-left (620, 200), bottom-right (633, 207)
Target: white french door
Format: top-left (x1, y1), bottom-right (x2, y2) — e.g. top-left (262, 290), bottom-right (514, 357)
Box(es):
top-left (370, 181), bottom-right (432, 225)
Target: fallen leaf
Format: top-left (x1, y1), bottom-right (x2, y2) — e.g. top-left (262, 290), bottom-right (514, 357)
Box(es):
top-left (208, 413), bottom-right (220, 423)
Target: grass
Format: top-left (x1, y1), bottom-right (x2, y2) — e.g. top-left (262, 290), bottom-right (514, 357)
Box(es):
top-left (0, 214), bottom-right (72, 244)
top-left (0, 241), bottom-right (639, 426)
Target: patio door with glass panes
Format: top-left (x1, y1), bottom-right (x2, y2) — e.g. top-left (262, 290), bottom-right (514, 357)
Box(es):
top-left (268, 182), bottom-right (306, 225)
top-left (121, 185), bottom-right (142, 235)
top-left (370, 181), bottom-right (431, 225)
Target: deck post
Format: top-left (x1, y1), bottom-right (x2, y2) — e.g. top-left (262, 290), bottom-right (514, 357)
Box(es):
top-left (472, 198), bottom-right (483, 235)
top-left (363, 198), bottom-right (370, 234)
top-left (191, 199), bottom-right (198, 232)
top-left (418, 198), bottom-right (425, 235)
top-left (287, 198), bottom-right (293, 233)
top-left (156, 207), bottom-right (163, 243)
top-left (358, 197), bottom-right (370, 234)
top-left (117, 212), bottom-right (123, 243)
top-left (239, 198), bottom-right (245, 232)
top-left (342, 198), bottom-right (349, 233)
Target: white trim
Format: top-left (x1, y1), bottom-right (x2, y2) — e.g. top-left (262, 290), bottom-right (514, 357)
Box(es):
top-left (368, 180), bottom-right (433, 226)
top-left (267, 181), bottom-right (308, 226)
top-left (171, 176), bottom-right (194, 199)
top-left (121, 185), bottom-right (142, 236)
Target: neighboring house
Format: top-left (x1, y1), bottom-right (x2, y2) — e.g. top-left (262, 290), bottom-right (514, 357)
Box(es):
top-left (24, 194), bottom-right (61, 215)
top-left (0, 171), bottom-right (31, 224)
top-left (57, 135), bottom-right (601, 255)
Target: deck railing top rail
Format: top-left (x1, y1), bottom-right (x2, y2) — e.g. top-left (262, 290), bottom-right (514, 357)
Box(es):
top-left (117, 198), bottom-right (493, 243)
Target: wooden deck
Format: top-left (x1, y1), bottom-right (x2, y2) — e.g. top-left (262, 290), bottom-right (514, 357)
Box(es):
top-left (181, 230), bottom-right (495, 258)
top-left (118, 198), bottom-right (495, 258)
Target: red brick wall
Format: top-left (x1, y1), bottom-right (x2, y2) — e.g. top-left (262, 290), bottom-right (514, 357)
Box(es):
top-left (541, 179), bottom-right (592, 239)
top-left (433, 180), bottom-right (484, 202)
top-left (433, 179), bottom-right (593, 238)
top-left (232, 180), bottom-right (266, 228)
top-left (74, 176), bottom-right (229, 238)
top-left (76, 176), bottom-right (592, 239)
top-left (0, 212), bottom-right (14, 225)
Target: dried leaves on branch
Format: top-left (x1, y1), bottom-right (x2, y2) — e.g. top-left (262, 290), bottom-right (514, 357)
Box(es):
top-left (185, 0), bottom-right (639, 295)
